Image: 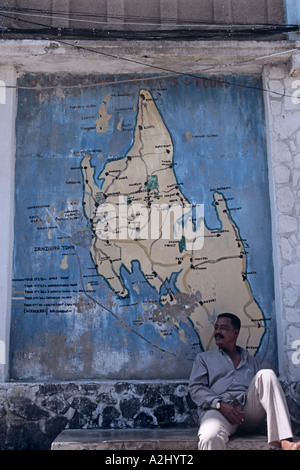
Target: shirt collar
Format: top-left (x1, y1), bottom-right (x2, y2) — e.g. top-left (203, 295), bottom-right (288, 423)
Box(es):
top-left (217, 346), bottom-right (247, 366)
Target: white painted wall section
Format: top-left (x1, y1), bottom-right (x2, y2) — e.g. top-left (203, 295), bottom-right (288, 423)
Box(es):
top-left (0, 66), bottom-right (16, 380)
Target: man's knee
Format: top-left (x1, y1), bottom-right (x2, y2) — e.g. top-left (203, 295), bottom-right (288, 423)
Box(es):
top-left (199, 425), bottom-right (221, 443)
top-left (198, 428), bottom-right (227, 450)
top-left (256, 368), bottom-right (278, 383)
top-left (198, 414), bottom-right (230, 450)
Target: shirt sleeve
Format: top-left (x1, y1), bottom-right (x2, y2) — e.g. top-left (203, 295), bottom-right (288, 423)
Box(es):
top-left (248, 352), bottom-right (261, 375)
top-left (188, 353), bottom-right (220, 410)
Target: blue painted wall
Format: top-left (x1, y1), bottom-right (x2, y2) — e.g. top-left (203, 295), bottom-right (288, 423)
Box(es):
top-left (10, 73), bottom-right (276, 380)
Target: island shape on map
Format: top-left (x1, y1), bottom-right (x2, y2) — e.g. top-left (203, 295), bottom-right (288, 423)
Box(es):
top-left (81, 89), bottom-right (265, 353)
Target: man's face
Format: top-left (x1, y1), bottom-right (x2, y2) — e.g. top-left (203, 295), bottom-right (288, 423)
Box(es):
top-left (214, 317), bottom-right (239, 350)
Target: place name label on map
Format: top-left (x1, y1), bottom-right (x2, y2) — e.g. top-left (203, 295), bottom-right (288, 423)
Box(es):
top-left (33, 245), bottom-right (75, 252)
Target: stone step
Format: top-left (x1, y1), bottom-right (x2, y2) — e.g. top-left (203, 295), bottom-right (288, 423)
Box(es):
top-left (51, 428), bottom-right (273, 451)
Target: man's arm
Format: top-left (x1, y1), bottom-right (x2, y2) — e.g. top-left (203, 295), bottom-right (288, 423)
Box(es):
top-left (188, 354), bottom-right (220, 410)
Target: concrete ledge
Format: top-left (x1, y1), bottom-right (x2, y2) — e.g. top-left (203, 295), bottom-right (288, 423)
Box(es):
top-left (51, 428), bottom-right (272, 451)
top-left (289, 52), bottom-right (300, 76)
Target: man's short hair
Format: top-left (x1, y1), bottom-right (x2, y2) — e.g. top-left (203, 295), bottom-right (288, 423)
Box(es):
top-left (217, 313), bottom-right (241, 330)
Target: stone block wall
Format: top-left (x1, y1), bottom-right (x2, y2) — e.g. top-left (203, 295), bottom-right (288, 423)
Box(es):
top-left (0, 378), bottom-right (299, 450)
top-left (264, 65), bottom-right (300, 380)
top-left (0, 381), bottom-right (197, 450)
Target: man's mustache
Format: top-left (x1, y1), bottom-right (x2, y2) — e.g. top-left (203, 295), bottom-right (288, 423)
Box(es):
top-left (214, 334), bottom-right (224, 339)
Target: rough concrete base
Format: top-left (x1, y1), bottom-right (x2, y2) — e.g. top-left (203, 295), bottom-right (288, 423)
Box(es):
top-left (51, 428), bottom-right (274, 451)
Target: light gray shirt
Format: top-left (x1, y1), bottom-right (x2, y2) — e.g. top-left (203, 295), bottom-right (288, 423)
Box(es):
top-left (188, 347), bottom-right (260, 422)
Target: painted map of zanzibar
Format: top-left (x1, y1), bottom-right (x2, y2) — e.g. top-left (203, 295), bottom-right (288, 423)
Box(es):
top-left (11, 74), bottom-right (276, 380)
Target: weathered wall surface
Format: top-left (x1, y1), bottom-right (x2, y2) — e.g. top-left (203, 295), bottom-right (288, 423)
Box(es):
top-left (0, 40), bottom-right (300, 449)
top-left (9, 69), bottom-right (276, 381)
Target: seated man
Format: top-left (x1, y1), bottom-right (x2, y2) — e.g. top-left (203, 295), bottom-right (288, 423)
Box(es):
top-left (188, 313), bottom-right (300, 450)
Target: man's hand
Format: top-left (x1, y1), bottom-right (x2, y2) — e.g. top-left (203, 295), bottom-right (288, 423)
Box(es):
top-left (219, 401), bottom-right (244, 425)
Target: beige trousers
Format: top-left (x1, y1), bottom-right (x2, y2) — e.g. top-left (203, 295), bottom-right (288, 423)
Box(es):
top-left (198, 369), bottom-right (293, 450)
